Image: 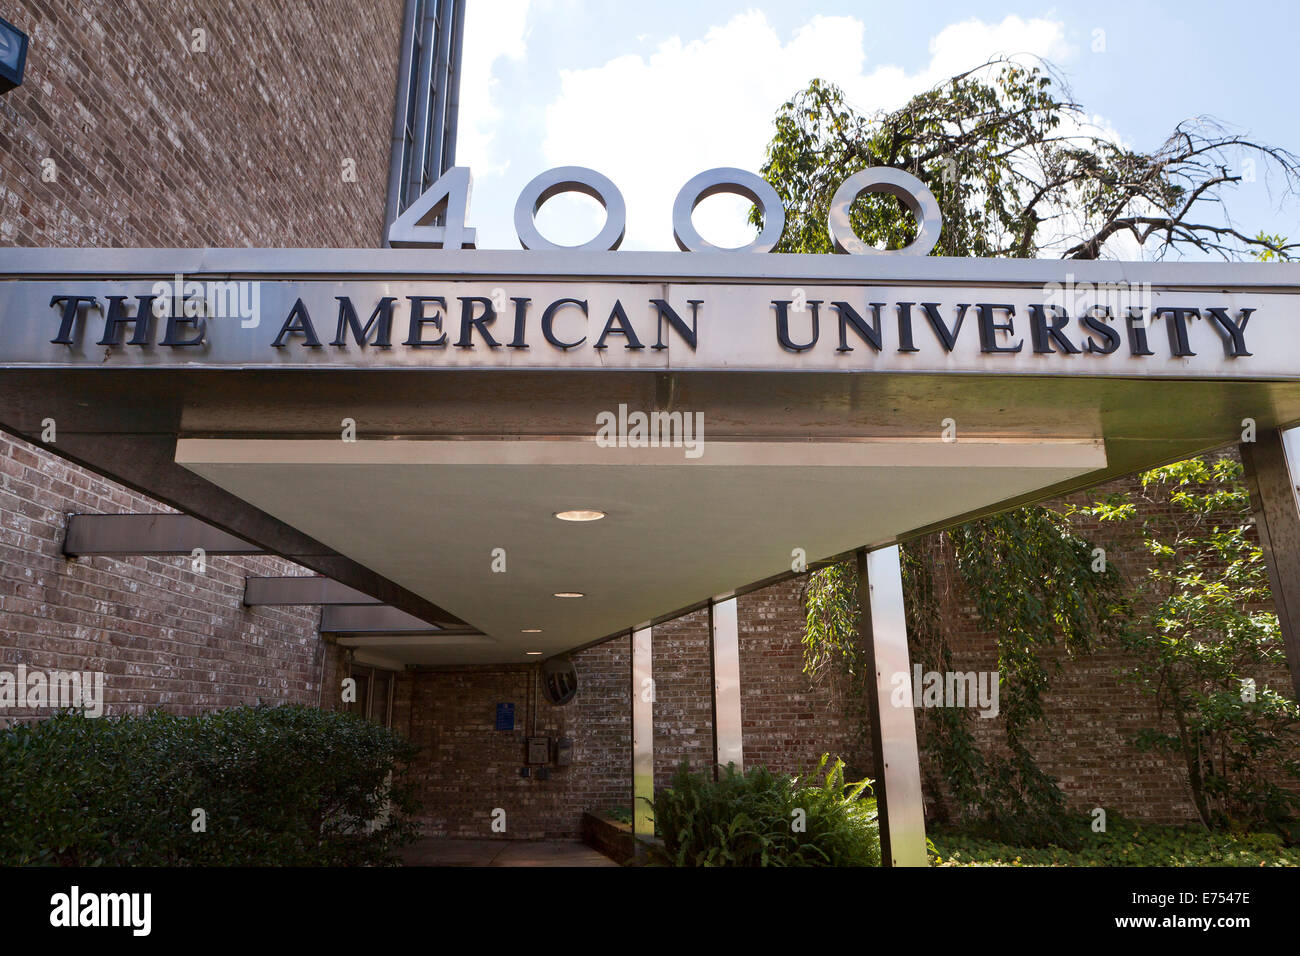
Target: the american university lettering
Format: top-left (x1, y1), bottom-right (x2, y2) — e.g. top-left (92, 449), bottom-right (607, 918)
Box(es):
top-left (39, 290), bottom-right (1258, 360)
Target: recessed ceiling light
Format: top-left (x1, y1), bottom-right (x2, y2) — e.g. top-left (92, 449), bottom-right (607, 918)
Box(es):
top-left (553, 591), bottom-right (584, 598)
top-left (525, 650), bottom-right (543, 655)
top-left (521, 628), bottom-right (543, 633)
top-left (555, 510), bottom-right (606, 522)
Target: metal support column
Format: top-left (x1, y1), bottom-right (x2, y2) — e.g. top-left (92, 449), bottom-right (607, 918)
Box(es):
top-left (631, 624), bottom-right (654, 845)
top-left (857, 546), bottom-right (928, 867)
top-left (1239, 427), bottom-right (1300, 700)
top-left (708, 596), bottom-right (743, 776)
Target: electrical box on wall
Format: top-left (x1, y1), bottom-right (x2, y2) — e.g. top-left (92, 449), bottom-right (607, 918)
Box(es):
top-left (555, 736), bottom-right (573, 766)
top-left (527, 736), bottom-right (549, 764)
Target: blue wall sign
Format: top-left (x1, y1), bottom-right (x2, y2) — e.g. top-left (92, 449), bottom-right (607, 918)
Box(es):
top-left (495, 702), bottom-right (515, 731)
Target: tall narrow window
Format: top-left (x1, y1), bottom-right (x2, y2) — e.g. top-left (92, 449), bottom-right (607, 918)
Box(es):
top-left (384, 0), bottom-right (467, 238)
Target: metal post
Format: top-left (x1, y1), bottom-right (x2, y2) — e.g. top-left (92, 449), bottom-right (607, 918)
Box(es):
top-left (1240, 427), bottom-right (1300, 700)
top-left (708, 596), bottom-right (743, 776)
top-left (856, 546), bottom-right (928, 867)
top-left (631, 624), bottom-right (654, 846)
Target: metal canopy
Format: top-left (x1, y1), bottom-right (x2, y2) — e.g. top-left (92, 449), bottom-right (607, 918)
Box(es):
top-left (5, 246), bottom-right (1300, 664)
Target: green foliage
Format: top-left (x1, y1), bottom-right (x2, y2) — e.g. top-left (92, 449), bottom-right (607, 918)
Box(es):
top-left (759, 63), bottom-right (1300, 260)
top-left (930, 818), bottom-right (1300, 866)
top-left (802, 559), bottom-right (863, 680)
top-left (604, 806), bottom-right (633, 826)
top-left (1252, 232), bottom-right (1293, 262)
top-left (943, 510), bottom-right (1127, 846)
top-left (0, 704), bottom-right (421, 865)
top-left (758, 65), bottom-right (1066, 257)
top-left (647, 755), bottom-right (881, 866)
top-left (804, 511), bottom-right (1125, 847)
top-left (774, 57), bottom-right (1300, 845)
top-left (1078, 454), bottom-right (1300, 831)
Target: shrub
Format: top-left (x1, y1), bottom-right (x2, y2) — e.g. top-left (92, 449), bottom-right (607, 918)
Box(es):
top-left (930, 817), bottom-right (1300, 866)
top-left (1079, 454), bottom-right (1300, 833)
top-left (647, 755), bottom-right (880, 866)
top-left (0, 704), bottom-right (421, 866)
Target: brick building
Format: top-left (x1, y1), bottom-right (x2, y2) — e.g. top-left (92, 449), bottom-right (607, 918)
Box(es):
top-left (1, 0), bottom-right (1296, 852)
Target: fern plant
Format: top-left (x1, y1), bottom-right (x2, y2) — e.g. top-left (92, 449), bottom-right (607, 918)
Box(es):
top-left (646, 755), bottom-right (881, 866)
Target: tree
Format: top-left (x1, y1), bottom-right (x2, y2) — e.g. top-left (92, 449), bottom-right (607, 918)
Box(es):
top-left (759, 61), bottom-right (1300, 260)
top-left (1077, 457), bottom-right (1300, 832)
top-left (766, 60), bottom-right (1300, 842)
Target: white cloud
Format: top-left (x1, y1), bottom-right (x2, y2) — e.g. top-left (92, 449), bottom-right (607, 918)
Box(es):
top-left (538, 12), bottom-right (1078, 250)
top-left (457, 0), bottom-right (531, 179)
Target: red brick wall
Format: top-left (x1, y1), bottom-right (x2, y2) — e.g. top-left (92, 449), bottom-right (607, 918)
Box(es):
top-left (916, 451), bottom-right (1297, 825)
top-left (1, 0), bottom-right (401, 248)
top-left (651, 606), bottom-right (714, 782)
top-left (0, 0), bottom-right (405, 720)
top-left (394, 641), bottom-right (630, 840)
top-left (739, 578), bottom-right (873, 782)
top-left (0, 431), bottom-right (326, 720)
top-left (1000, 473), bottom-right (1203, 823)
top-left (387, 585), bottom-right (875, 840)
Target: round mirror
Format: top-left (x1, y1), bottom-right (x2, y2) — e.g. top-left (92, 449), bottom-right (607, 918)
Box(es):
top-left (541, 657), bottom-right (578, 706)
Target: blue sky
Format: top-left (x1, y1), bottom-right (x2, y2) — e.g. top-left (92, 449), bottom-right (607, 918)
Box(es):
top-left (455, 1), bottom-right (1300, 254)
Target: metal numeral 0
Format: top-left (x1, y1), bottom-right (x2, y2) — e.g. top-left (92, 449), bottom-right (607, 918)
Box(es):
top-left (826, 167), bottom-right (942, 256)
top-left (671, 167), bottom-right (786, 253)
top-left (513, 166), bottom-right (627, 252)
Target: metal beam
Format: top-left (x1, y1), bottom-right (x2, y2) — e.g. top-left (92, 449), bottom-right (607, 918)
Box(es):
top-left (631, 624), bottom-right (654, 847)
top-left (1240, 427), bottom-right (1300, 700)
top-left (63, 513), bottom-right (261, 556)
top-left (244, 576), bottom-right (382, 606)
top-left (320, 603), bottom-right (457, 634)
top-left (857, 546), bottom-right (928, 867)
top-left (709, 596), bottom-right (743, 775)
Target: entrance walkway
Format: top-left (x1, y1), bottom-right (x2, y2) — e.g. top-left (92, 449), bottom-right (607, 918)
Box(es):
top-left (399, 838), bottom-right (619, 867)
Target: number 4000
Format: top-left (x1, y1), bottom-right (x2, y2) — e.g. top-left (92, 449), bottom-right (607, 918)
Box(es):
top-left (387, 164), bottom-right (942, 257)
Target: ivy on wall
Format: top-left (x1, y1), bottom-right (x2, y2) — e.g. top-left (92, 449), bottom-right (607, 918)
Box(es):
top-left (803, 507), bottom-right (1125, 846)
